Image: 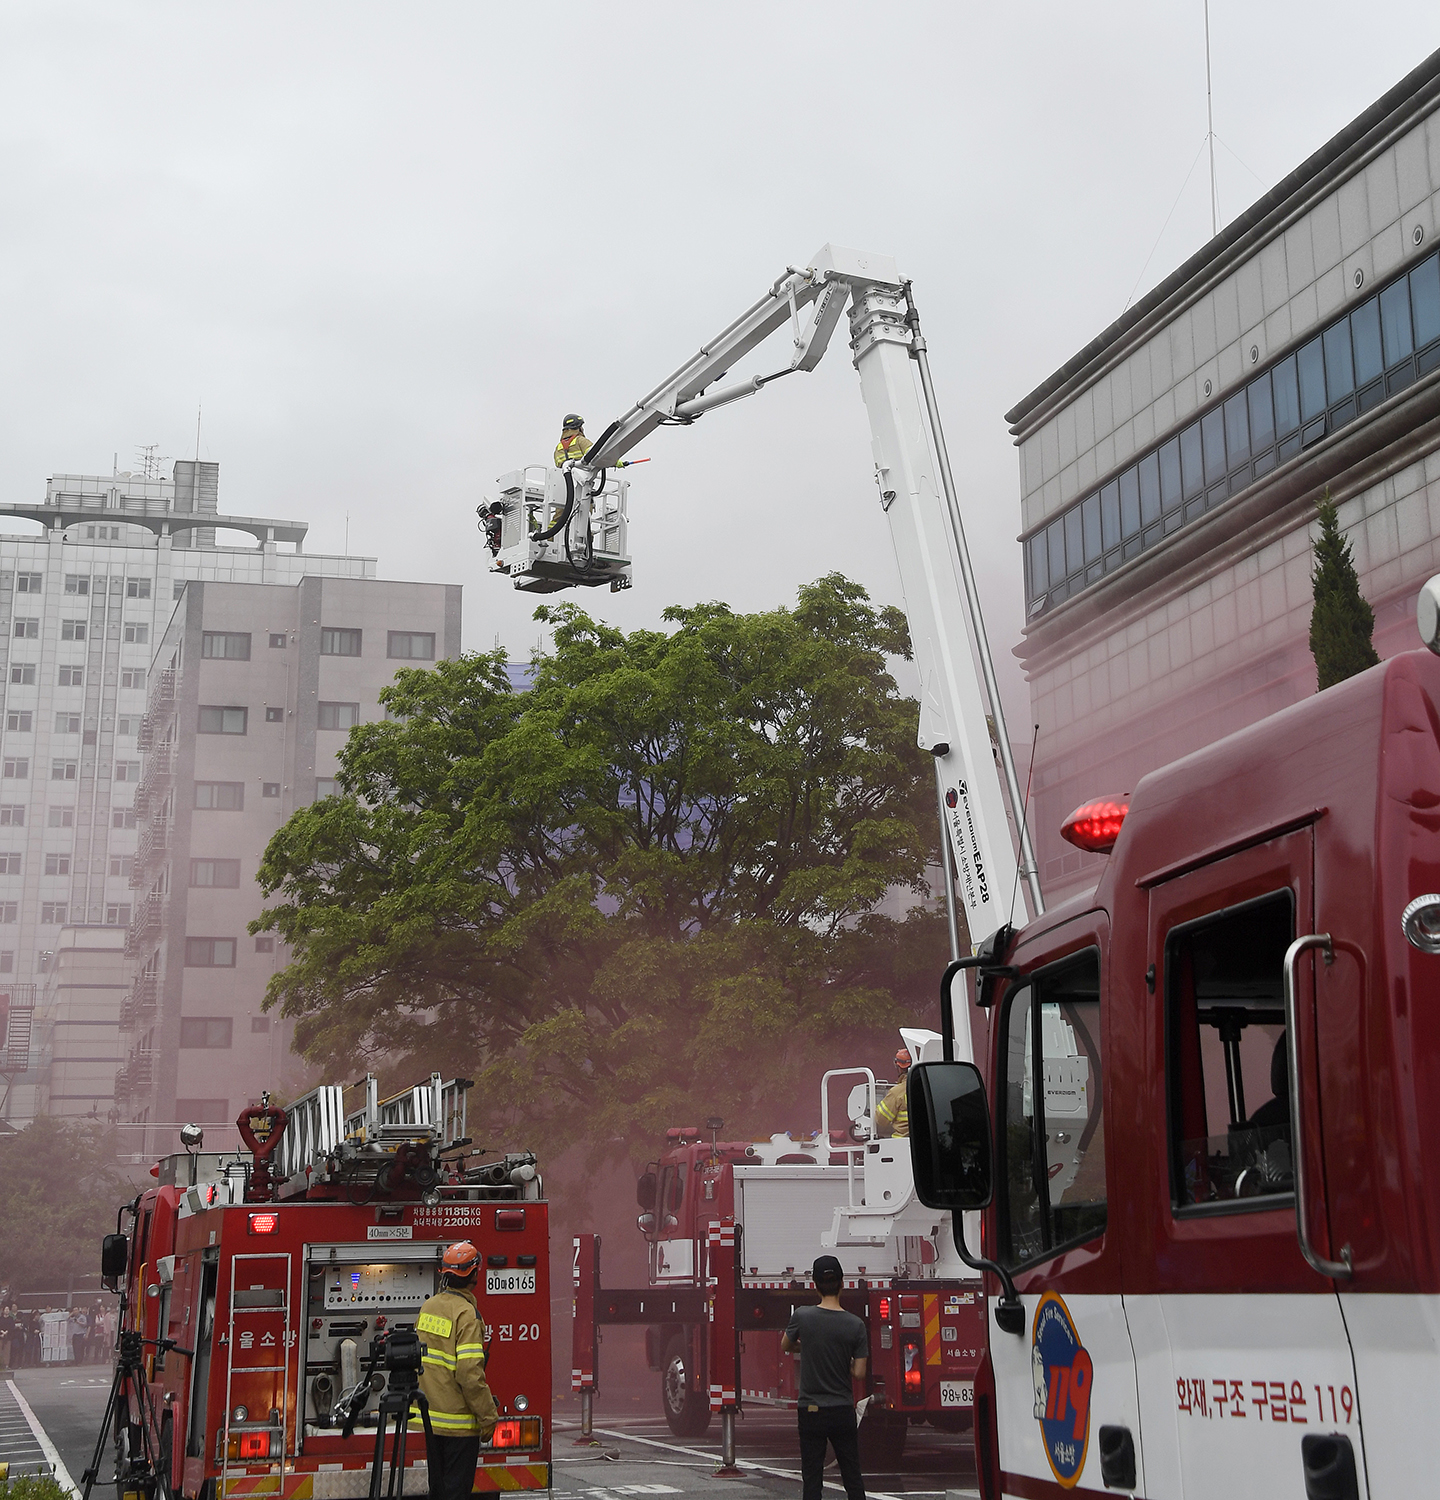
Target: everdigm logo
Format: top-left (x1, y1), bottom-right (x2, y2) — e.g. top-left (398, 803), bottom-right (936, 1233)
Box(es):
top-left (1031, 1291), bottom-right (1093, 1487)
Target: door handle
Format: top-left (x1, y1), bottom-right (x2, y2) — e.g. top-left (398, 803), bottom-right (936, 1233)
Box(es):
top-left (1282, 934), bottom-right (1351, 1279)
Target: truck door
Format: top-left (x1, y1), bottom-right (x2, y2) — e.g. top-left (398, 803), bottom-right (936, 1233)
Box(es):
top-left (1133, 828), bottom-right (1368, 1498)
top-left (650, 1165), bottom-right (693, 1282)
top-left (987, 921), bottom-right (1145, 1495)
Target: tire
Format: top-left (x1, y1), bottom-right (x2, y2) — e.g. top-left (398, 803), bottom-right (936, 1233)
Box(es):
top-left (857, 1408), bottom-right (907, 1469)
top-left (661, 1335), bottom-right (711, 1437)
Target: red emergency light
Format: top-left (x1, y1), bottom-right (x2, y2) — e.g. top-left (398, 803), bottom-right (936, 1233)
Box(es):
top-left (877, 1297), bottom-right (890, 1320)
top-left (495, 1208), bottom-right (526, 1231)
top-left (490, 1417), bottom-right (542, 1449)
top-left (238, 1432), bottom-right (271, 1460)
top-left (248, 1213), bottom-right (279, 1235)
top-left (1060, 794), bottom-right (1130, 854)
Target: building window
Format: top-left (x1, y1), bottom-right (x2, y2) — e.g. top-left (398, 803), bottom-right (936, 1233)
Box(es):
top-left (388, 631), bottom-right (436, 660)
top-left (269, 633), bottom-right (287, 649)
top-left (58, 666), bottom-right (83, 687)
top-left (202, 631), bottom-right (250, 660)
top-left (63, 575), bottom-right (89, 596)
top-left (185, 937), bottom-right (236, 968)
top-left (40, 902), bottom-right (67, 925)
top-left (198, 706), bottom-right (247, 735)
top-left (262, 782), bottom-right (280, 798)
top-left (173, 582), bottom-right (186, 600)
top-left (50, 808), bottom-right (73, 828)
top-left (174, 1098), bottom-right (229, 1122)
top-left (179, 1017), bottom-right (233, 1048)
top-left (12, 618), bottom-right (37, 639)
top-left (43, 854), bottom-right (70, 876)
top-left (0, 853), bottom-right (21, 874)
top-left (265, 706), bottom-right (284, 722)
top-left (195, 782), bottom-right (244, 810)
top-left (251, 1014), bottom-right (271, 1030)
top-left (9, 665), bottom-right (35, 686)
top-left (0, 807), bottom-right (23, 827)
top-left (0, 952), bottom-right (12, 972)
top-left (50, 760), bottom-right (76, 781)
top-left (2, 759), bottom-right (28, 779)
top-left (117, 717), bottom-right (138, 736)
top-left (123, 622), bottom-right (149, 645)
top-left (317, 702), bottom-right (360, 730)
top-left (121, 669), bottom-right (145, 690)
top-left (320, 627), bottom-right (362, 657)
top-left (110, 855), bottom-right (135, 877)
top-left (112, 809), bottom-right (137, 829)
top-left (5, 712), bottom-right (31, 733)
top-left (190, 858), bottom-right (241, 888)
top-left (254, 935), bottom-right (275, 953)
top-left (1025, 246), bottom-right (1440, 617)
top-left (105, 904), bottom-right (131, 926)
top-left (114, 760), bottom-right (140, 782)
top-left (315, 778), bottom-right (338, 799)
top-left (0, 904), bottom-right (16, 924)
top-left (15, 573), bottom-right (41, 594)
top-left (126, 578), bottom-right (151, 599)
top-left (61, 620), bottom-right (86, 641)
top-left (54, 714), bottom-right (80, 734)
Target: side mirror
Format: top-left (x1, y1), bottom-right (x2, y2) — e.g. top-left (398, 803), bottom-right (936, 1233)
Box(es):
top-left (636, 1213), bottom-right (656, 1235)
top-left (907, 1062), bottom-right (994, 1210)
top-left (101, 1233), bottom-right (128, 1285)
top-left (636, 1172), bottom-right (657, 1210)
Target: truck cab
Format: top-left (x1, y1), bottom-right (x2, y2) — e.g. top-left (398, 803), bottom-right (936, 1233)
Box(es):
top-left (913, 650), bottom-right (1440, 1499)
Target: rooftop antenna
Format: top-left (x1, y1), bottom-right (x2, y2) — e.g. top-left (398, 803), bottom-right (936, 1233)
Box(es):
top-left (1204, 0), bottom-right (1219, 236)
top-left (344, 511), bottom-right (350, 555)
top-left (136, 444), bottom-right (169, 481)
top-left (195, 402), bottom-right (202, 462)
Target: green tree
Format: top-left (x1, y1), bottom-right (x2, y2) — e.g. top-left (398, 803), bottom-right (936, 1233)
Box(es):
top-left (1310, 494), bottom-right (1379, 690)
top-left (0, 1117), bottom-right (133, 1294)
top-left (254, 574), bottom-right (951, 1164)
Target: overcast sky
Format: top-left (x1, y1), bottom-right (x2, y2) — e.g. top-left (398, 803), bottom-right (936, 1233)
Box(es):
top-left (2, 2), bottom-right (1437, 728)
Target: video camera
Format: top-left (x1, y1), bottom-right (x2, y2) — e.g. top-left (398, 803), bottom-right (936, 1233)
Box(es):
top-left (382, 1328), bottom-right (423, 1375)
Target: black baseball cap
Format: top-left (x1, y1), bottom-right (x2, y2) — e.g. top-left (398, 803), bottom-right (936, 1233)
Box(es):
top-left (812, 1255), bottom-right (844, 1282)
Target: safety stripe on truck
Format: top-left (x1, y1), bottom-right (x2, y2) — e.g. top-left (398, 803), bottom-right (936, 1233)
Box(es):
top-left (219, 1464), bottom-right (550, 1499)
top-left (924, 1293), bottom-right (941, 1367)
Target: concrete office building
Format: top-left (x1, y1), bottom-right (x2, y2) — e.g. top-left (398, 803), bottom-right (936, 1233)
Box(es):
top-left (0, 461), bottom-right (377, 1127)
top-left (1009, 51), bottom-right (1440, 901)
top-left (119, 575), bottom-right (461, 1156)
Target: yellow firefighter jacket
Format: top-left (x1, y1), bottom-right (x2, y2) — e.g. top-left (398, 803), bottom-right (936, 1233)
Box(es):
top-left (554, 431), bottom-right (593, 467)
top-left (876, 1077), bottom-right (909, 1138)
top-left (415, 1287), bottom-right (499, 1439)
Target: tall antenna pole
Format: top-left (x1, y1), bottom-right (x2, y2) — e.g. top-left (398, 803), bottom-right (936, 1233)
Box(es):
top-left (1204, 0), bottom-right (1219, 236)
top-left (195, 403), bottom-right (202, 462)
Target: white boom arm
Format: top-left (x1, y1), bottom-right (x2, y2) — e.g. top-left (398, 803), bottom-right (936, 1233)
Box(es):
top-left (503, 246), bottom-right (1044, 1035)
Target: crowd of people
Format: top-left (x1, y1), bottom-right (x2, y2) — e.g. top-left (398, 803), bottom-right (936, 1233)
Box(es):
top-left (0, 1300), bottom-right (115, 1367)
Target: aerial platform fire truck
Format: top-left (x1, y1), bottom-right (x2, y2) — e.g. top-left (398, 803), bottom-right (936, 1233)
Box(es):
top-left (100, 1073), bottom-right (551, 1500)
top-left (495, 246), bottom-right (1048, 1468)
top-left (572, 1047), bottom-right (988, 1466)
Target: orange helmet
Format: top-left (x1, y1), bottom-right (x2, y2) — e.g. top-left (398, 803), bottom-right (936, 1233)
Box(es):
top-left (441, 1241), bottom-right (480, 1277)
top-left (895, 1048), bottom-right (912, 1070)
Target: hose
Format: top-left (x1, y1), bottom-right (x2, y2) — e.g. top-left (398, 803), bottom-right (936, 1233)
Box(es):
top-left (532, 469), bottom-right (575, 542)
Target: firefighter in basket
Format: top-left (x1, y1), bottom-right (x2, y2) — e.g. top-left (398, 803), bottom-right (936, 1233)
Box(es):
top-left (417, 1241), bottom-right (499, 1500)
top-left (875, 1048), bottom-right (911, 1138)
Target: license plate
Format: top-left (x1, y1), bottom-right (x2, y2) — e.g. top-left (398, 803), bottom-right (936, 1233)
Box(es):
top-left (939, 1381), bottom-right (974, 1408)
top-left (486, 1268), bottom-right (536, 1295)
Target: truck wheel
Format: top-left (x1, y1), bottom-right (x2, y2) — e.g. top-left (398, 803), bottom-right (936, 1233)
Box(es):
top-left (858, 1408), bottom-right (907, 1469)
top-left (661, 1336), bottom-right (711, 1437)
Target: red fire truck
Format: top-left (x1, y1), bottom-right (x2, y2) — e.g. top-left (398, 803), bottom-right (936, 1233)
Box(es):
top-left (905, 645), bottom-right (1440, 1499)
top-left (101, 1073), bottom-right (551, 1500)
top-left (571, 1058), bottom-right (988, 1467)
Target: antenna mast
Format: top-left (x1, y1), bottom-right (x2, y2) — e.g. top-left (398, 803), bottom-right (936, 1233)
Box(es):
top-left (1204, 0), bottom-right (1219, 236)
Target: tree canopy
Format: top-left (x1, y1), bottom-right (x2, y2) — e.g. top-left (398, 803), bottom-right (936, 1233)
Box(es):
top-left (254, 574), bottom-right (951, 1163)
top-left (0, 1116), bottom-right (133, 1294)
top-left (1310, 494), bottom-right (1379, 690)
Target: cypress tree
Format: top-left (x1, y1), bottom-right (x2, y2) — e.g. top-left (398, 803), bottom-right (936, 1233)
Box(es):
top-left (1309, 494), bottom-right (1379, 690)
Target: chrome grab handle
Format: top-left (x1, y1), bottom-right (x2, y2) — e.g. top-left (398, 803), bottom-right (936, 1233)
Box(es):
top-left (1282, 933), bottom-right (1351, 1279)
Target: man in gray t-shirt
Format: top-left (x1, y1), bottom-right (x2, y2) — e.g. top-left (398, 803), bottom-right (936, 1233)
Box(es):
top-left (782, 1255), bottom-right (868, 1500)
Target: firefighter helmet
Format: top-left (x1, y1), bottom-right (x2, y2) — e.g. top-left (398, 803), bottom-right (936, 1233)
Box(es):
top-left (562, 414), bottom-right (584, 430)
top-left (894, 1048), bottom-right (912, 1070)
top-left (441, 1241), bottom-right (481, 1278)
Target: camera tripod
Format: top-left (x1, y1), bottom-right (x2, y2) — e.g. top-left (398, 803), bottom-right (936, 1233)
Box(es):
top-left (81, 1330), bottom-right (192, 1500)
top-left (366, 1366), bottom-right (433, 1500)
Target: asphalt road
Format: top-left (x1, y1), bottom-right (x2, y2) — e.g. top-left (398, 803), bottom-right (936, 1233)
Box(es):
top-left (8, 1364), bottom-right (978, 1500)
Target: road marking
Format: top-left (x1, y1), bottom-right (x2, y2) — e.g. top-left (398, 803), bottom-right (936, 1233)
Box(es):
top-left (6, 1380), bottom-right (79, 1493)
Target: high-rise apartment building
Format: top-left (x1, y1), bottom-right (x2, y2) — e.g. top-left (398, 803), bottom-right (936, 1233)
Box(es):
top-left (120, 575), bottom-right (461, 1154)
top-left (0, 462), bottom-right (377, 1126)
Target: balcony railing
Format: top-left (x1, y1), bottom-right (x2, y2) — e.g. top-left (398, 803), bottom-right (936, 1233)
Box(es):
top-left (132, 820), bottom-right (171, 883)
top-left (125, 893), bottom-right (165, 957)
top-left (118, 971), bottom-right (160, 1031)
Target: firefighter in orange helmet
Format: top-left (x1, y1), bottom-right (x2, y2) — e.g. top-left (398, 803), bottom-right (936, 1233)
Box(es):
top-left (416, 1241), bottom-right (499, 1500)
top-left (554, 414), bottom-right (592, 468)
top-left (875, 1049), bottom-right (911, 1138)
